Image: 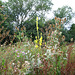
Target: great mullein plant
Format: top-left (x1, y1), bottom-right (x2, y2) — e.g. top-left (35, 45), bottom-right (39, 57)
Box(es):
top-left (34, 17), bottom-right (43, 48)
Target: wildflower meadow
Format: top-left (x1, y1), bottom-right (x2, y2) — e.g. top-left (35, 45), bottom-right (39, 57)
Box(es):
top-left (0, 16), bottom-right (75, 75)
top-left (0, 0), bottom-right (75, 75)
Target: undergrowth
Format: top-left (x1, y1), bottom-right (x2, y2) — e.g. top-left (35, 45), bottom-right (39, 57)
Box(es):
top-left (0, 12), bottom-right (75, 75)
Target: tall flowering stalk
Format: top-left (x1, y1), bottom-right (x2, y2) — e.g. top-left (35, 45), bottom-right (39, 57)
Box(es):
top-left (39, 33), bottom-right (43, 47)
top-left (34, 17), bottom-right (43, 48)
top-left (36, 17), bottom-right (39, 40)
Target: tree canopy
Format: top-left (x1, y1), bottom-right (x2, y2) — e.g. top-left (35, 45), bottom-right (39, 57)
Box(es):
top-left (54, 6), bottom-right (74, 24)
top-left (3, 0), bottom-right (53, 28)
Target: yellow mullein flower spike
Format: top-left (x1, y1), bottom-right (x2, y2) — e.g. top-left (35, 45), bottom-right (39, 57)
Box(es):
top-left (34, 40), bottom-right (38, 43)
top-left (35, 45), bottom-right (38, 48)
top-left (36, 17), bottom-right (38, 21)
top-left (39, 33), bottom-right (43, 46)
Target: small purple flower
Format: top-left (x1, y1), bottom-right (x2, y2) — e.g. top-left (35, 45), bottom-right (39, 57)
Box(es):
top-left (17, 55), bottom-right (20, 57)
top-left (18, 53), bottom-right (19, 54)
top-left (22, 52), bottom-right (25, 55)
top-left (15, 50), bottom-right (18, 52)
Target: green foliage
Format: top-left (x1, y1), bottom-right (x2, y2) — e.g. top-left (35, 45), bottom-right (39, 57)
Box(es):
top-left (0, 0), bottom-right (2, 6)
top-left (3, 0), bottom-right (53, 40)
top-left (0, 3), bottom-right (14, 45)
top-left (68, 24), bottom-right (75, 41)
top-left (4, 0), bottom-right (53, 25)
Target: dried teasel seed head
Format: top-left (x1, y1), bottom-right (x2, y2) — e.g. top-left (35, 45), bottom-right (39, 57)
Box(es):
top-left (21, 32), bottom-right (24, 37)
top-left (53, 24), bottom-right (55, 28)
top-left (51, 48), bottom-right (54, 51)
top-left (50, 65), bottom-right (53, 67)
top-left (51, 55), bottom-right (54, 57)
top-left (71, 38), bottom-right (73, 42)
top-left (56, 23), bottom-right (58, 26)
top-left (59, 54), bottom-right (61, 56)
top-left (21, 28), bottom-right (23, 31)
top-left (23, 26), bottom-right (26, 30)
top-left (55, 17), bottom-right (57, 20)
top-left (64, 18), bottom-right (66, 21)
top-left (59, 21), bottom-right (61, 25)
top-left (48, 33), bottom-right (50, 36)
top-left (58, 51), bottom-right (63, 53)
top-left (59, 26), bottom-right (61, 29)
top-left (57, 18), bottom-right (60, 20)
top-left (59, 18), bottom-right (61, 22)
top-left (6, 30), bottom-right (10, 35)
top-left (62, 35), bottom-right (65, 41)
top-left (15, 26), bottom-right (17, 29)
top-left (50, 24), bottom-right (51, 27)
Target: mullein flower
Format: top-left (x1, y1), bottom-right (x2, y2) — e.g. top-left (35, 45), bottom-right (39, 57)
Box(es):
top-left (39, 33), bottom-right (43, 47)
top-left (35, 45), bottom-right (38, 48)
top-left (36, 17), bottom-right (39, 31)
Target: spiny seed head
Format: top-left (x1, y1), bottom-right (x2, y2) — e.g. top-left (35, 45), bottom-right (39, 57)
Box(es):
top-left (53, 24), bottom-right (55, 28)
top-left (55, 17), bottom-right (57, 20)
top-left (59, 26), bottom-right (61, 29)
top-left (58, 51), bottom-right (63, 53)
top-left (71, 38), bottom-right (73, 41)
top-left (59, 54), bottom-right (61, 56)
top-left (59, 18), bottom-right (61, 22)
top-left (56, 23), bottom-right (58, 26)
top-left (62, 35), bottom-right (65, 41)
top-left (21, 32), bottom-right (24, 37)
top-left (59, 21), bottom-right (61, 25)
top-left (50, 24), bottom-right (51, 27)
top-left (15, 26), bottom-right (17, 29)
top-left (21, 28), bottom-right (23, 31)
top-left (64, 18), bottom-right (66, 21)
top-left (51, 48), bottom-right (54, 51)
top-left (57, 18), bottom-right (60, 20)
top-left (23, 26), bottom-right (26, 30)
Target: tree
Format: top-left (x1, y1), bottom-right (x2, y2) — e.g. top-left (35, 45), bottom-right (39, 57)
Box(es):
top-left (54, 6), bottom-right (74, 24)
top-left (68, 24), bottom-right (75, 41)
top-left (2, 0), bottom-right (53, 40)
top-left (3, 0), bottom-right (53, 28)
top-left (0, 1), bottom-right (14, 45)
